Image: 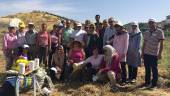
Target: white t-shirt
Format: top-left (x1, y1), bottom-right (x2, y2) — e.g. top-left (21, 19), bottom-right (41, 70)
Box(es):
top-left (84, 55), bottom-right (104, 69)
top-left (71, 29), bottom-right (86, 42)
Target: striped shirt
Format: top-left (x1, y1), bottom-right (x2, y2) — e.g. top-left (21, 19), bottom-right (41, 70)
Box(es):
top-left (143, 28), bottom-right (165, 56)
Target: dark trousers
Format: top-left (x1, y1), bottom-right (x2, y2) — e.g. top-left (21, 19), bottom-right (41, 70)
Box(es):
top-left (82, 63), bottom-right (97, 81)
top-left (121, 62), bottom-right (127, 82)
top-left (38, 46), bottom-right (48, 67)
top-left (64, 64), bottom-right (73, 81)
top-left (144, 54), bottom-right (158, 86)
top-left (128, 65), bottom-right (138, 80)
top-left (48, 43), bottom-right (57, 69)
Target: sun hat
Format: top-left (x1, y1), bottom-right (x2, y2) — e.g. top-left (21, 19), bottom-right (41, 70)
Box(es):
top-left (115, 20), bottom-right (123, 26)
top-left (22, 44), bottom-right (29, 49)
top-left (69, 40), bottom-right (84, 48)
top-left (148, 18), bottom-right (156, 23)
top-left (77, 22), bottom-right (82, 27)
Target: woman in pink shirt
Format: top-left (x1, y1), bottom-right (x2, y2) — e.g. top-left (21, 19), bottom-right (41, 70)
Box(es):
top-left (64, 40), bottom-right (85, 81)
top-left (36, 23), bottom-right (51, 69)
top-left (112, 21), bottom-right (129, 85)
top-left (3, 26), bottom-right (18, 70)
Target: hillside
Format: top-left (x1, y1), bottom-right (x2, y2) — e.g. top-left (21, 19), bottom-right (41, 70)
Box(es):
top-left (0, 10), bottom-right (76, 32)
top-left (0, 11), bottom-right (170, 96)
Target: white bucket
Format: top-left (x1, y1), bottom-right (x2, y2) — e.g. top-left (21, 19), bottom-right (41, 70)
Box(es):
top-left (34, 58), bottom-right (40, 69)
top-left (92, 75), bottom-right (98, 82)
top-left (29, 61), bottom-right (35, 71)
top-left (19, 63), bottom-right (25, 74)
top-left (42, 87), bottom-right (51, 95)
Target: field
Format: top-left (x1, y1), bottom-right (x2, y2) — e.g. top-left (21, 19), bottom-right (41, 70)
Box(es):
top-left (0, 35), bottom-right (170, 95)
top-left (0, 11), bottom-right (170, 96)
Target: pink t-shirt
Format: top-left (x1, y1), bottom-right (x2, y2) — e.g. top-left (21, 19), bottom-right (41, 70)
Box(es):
top-left (3, 32), bottom-right (17, 50)
top-left (37, 31), bottom-right (49, 46)
top-left (70, 49), bottom-right (84, 63)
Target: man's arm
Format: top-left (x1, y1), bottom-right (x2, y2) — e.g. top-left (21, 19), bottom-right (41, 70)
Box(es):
top-left (141, 41), bottom-right (146, 59)
top-left (158, 40), bottom-right (164, 59)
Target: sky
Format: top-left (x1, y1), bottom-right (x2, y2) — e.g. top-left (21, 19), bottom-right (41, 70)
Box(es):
top-left (0, 0), bottom-right (170, 24)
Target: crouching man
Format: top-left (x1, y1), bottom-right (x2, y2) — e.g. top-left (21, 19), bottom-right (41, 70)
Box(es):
top-left (93, 45), bottom-right (121, 88)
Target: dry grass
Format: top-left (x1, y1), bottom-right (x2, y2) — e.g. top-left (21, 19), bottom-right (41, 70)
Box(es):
top-left (0, 11), bottom-right (170, 96)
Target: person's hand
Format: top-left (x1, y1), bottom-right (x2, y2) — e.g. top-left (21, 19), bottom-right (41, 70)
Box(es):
top-left (141, 52), bottom-right (144, 59)
top-left (106, 41), bottom-right (110, 45)
top-left (68, 60), bottom-right (74, 64)
top-left (98, 69), bottom-right (103, 74)
top-left (121, 54), bottom-right (126, 59)
top-left (48, 48), bottom-right (52, 53)
top-left (158, 53), bottom-right (162, 59)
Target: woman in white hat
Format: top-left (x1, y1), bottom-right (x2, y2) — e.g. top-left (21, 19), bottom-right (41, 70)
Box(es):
top-left (3, 25), bottom-right (18, 70)
top-left (127, 22), bottom-right (142, 83)
top-left (93, 45), bottom-right (120, 88)
top-left (109, 21), bottom-right (129, 85)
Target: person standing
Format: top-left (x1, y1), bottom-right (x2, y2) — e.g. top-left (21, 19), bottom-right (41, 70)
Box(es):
top-left (142, 18), bottom-right (165, 88)
top-left (25, 22), bottom-right (37, 60)
top-left (70, 22), bottom-right (86, 42)
top-left (98, 19), bottom-right (108, 53)
top-left (3, 25), bottom-right (18, 70)
top-left (36, 23), bottom-right (51, 68)
top-left (95, 15), bottom-right (102, 31)
top-left (109, 21), bottom-right (129, 85)
top-left (48, 24), bottom-right (63, 68)
top-left (103, 17), bottom-right (117, 46)
top-left (127, 22), bottom-right (142, 83)
top-left (63, 20), bottom-right (74, 52)
top-left (16, 22), bottom-right (27, 56)
top-left (84, 23), bottom-right (99, 58)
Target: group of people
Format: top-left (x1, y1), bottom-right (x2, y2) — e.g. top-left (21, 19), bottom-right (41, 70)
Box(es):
top-left (2, 14), bottom-right (165, 90)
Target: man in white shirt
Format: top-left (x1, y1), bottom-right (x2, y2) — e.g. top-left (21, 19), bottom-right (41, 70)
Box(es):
top-left (103, 17), bottom-right (117, 45)
top-left (70, 22), bottom-right (86, 42)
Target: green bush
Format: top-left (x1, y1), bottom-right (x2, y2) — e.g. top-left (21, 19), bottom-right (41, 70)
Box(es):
top-left (165, 31), bottom-right (170, 37)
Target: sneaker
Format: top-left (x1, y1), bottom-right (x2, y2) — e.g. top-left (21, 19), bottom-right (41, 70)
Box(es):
top-left (148, 85), bottom-right (157, 89)
top-left (131, 79), bottom-right (136, 83)
top-left (120, 82), bottom-right (126, 86)
top-left (140, 83), bottom-right (150, 88)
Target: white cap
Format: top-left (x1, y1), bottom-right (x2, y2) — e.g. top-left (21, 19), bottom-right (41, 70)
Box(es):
top-left (58, 23), bottom-right (64, 27)
top-left (28, 22), bottom-right (34, 25)
top-left (77, 22), bottom-right (82, 26)
top-left (50, 67), bottom-right (57, 73)
top-left (115, 21), bottom-right (123, 26)
top-left (148, 18), bottom-right (156, 23)
top-left (22, 44), bottom-right (29, 48)
top-left (8, 24), bottom-right (16, 28)
top-left (130, 21), bottom-right (138, 26)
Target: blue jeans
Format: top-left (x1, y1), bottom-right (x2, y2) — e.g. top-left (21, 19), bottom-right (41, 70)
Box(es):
top-left (144, 54), bottom-right (158, 86)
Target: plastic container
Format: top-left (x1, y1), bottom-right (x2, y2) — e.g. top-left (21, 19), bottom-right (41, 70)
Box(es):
top-left (19, 63), bottom-right (25, 74)
top-left (34, 58), bottom-right (40, 69)
top-left (29, 61), bottom-right (35, 71)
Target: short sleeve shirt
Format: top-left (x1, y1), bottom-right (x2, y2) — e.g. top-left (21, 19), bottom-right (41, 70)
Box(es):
top-left (143, 28), bottom-right (165, 56)
top-left (70, 29), bottom-right (86, 42)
